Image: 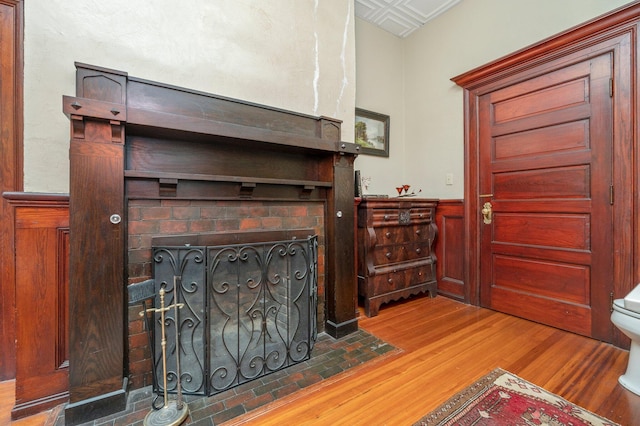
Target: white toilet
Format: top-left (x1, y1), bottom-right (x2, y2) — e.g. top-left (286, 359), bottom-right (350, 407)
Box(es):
top-left (611, 283), bottom-right (640, 396)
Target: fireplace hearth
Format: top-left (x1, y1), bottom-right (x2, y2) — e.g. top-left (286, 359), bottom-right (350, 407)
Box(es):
top-left (150, 230), bottom-right (318, 396)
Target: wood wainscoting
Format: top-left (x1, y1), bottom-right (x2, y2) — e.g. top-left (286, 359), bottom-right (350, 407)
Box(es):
top-left (3, 193), bottom-right (69, 420)
top-left (434, 200), bottom-right (465, 301)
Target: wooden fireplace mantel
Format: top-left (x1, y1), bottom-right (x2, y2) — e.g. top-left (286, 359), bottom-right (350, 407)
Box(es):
top-left (63, 62), bottom-right (359, 424)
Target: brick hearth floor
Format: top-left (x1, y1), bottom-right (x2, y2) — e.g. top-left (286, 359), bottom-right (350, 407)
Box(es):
top-left (46, 329), bottom-right (396, 426)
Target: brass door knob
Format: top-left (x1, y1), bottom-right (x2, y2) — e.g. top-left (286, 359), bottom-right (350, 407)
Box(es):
top-left (481, 202), bottom-right (492, 224)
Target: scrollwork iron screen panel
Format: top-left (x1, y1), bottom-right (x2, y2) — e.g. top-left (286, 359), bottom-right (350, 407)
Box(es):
top-left (152, 246), bottom-right (207, 395)
top-left (208, 237), bottom-right (318, 393)
top-left (152, 235), bottom-right (318, 396)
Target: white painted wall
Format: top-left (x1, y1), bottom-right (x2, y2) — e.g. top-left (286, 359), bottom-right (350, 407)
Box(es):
top-left (354, 18), bottom-right (405, 197)
top-left (24, 0), bottom-right (636, 196)
top-left (356, 0), bottom-right (634, 199)
top-left (23, 0), bottom-right (355, 193)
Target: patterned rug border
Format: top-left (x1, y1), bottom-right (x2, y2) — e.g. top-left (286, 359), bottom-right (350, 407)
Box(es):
top-left (414, 368), bottom-right (620, 426)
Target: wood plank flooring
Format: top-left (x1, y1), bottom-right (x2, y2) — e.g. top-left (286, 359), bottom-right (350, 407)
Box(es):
top-left (226, 296), bottom-right (639, 425)
top-left (1, 296), bottom-right (639, 425)
top-left (0, 381), bottom-right (51, 426)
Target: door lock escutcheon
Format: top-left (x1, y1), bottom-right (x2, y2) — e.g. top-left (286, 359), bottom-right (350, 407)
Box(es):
top-left (481, 202), bottom-right (492, 224)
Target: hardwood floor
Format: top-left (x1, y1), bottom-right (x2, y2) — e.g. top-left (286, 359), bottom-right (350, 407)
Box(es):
top-left (0, 381), bottom-right (52, 426)
top-left (1, 296), bottom-right (639, 425)
top-left (227, 296), bottom-right (639, 425)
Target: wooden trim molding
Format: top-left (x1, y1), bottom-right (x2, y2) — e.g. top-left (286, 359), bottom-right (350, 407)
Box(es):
top-left (0, 0), bottom-right (24, 381)
top-left (0, 0), bottom-right (23, 190)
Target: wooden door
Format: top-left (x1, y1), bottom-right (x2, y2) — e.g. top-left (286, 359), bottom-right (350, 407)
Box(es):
top-left (478, 53), bottom-right (613, 341)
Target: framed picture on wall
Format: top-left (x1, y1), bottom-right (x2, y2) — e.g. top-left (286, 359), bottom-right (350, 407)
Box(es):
top-left (355, 108), bottom-right (390, 157)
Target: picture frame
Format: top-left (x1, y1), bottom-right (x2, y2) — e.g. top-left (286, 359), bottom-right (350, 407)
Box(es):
top-left (355, 108), bottom-right (390, 157)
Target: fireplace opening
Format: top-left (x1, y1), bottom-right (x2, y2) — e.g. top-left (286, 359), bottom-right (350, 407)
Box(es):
top-left (150, 230), bottom-right (318, 396)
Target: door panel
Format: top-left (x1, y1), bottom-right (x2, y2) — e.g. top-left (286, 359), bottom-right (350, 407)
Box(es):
top-left (492, 78), bottom-right (589, 123)
top-left (479, 54), bottom-right (613, 341)
top-left (494, 121), bottom-right (589, 160)
top-left (494, 166), bottom-right (590, 199)
top-left (493, 255), bottom-right (589, 304)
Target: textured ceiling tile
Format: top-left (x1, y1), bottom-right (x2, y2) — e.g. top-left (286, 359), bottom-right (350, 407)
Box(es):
top-left (355, 0), bottom-right (462, 37)
top-left (355, 0), bottom-right (388, 20)
top-left (376, 13), bottom-right (415, 38)
top-left (403, 0), bottom-right (462, 21)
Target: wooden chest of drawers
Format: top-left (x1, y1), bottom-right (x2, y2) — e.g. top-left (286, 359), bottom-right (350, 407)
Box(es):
top-left (357, 198), bottom-right (438, 316)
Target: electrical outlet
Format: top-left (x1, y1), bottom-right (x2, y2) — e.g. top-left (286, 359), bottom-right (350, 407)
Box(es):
top-left (446, 173), bottom-right (453, 185)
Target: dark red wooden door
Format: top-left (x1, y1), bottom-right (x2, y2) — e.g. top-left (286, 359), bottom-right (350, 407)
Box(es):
top-left (479, 53), bottom-right (614, 341)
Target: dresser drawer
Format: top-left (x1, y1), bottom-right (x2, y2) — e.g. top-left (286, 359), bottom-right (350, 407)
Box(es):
top-left (371, 242), bottom-right (432, 265)
top-left (408, 263), bottom-right (435, 284)
top-left (369, 264), bottom-right (435, 296)
top-left (369, 207), bottom-right (434, 227)
top-left (374, 223), bottom-right (436, 245)
top-left (375, 226), bottom-right (407, 245)
top-left (409, 223), bottom-right (437, 243)
top-left (370, 270), bottom-right (407, 295)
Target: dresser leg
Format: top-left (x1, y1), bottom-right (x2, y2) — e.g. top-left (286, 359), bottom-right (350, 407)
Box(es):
top-left (364, 299), bottom-right (379, 317)
top-left (427, 283), bottom-right (438, 298)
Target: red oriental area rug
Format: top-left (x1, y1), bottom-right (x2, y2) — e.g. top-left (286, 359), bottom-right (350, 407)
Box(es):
top-left (415, 368), bottom-right (619, 426)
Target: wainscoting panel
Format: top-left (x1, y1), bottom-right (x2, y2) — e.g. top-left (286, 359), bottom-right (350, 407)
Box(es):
top-left (4, 193), bottom-right (69, 419)
top-left (434, 200), bottom-right (465, 301)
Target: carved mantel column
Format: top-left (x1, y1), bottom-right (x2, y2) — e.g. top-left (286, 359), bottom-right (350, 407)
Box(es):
top-left (325, 153), bottom-right (359, 337)
top-left (62, 64), bottom-right (128, 425)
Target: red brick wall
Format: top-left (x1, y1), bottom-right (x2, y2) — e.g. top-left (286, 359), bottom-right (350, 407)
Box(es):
top-left (126, 199), bottom-right (325, 389)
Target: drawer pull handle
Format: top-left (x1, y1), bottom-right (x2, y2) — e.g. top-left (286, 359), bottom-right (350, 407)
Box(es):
top-left (384, 215), bottom-right (390, 220)
top-left (386, 252), bottom-right (391, 258)
top-left (415, 229), bottom-right (421, 235)
top-left (385, 232), bottom-right (391, 238)
top-left (416, 248), bottom-right (421, 254)
top-left (388, 278), bottom-right (393, 284)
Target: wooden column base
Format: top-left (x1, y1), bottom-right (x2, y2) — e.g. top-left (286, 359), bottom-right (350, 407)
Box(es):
top-left (325, 317), bottom-right (359, 339)
top-left (64, 378), bottom-right (127, 426)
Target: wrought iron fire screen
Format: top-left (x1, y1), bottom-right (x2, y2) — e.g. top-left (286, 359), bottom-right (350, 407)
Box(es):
top-left (151, 232), bottom-right (318, 396)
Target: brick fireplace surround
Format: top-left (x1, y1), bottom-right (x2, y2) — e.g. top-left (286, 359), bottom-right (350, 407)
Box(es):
top-left (63, 63), bottom-right (359, 425)
top-left (126, 199), bottom-right (326, 389)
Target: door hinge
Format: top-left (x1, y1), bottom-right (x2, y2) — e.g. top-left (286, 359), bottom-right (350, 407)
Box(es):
top-left (610, 184), bottom-right (614, 205)
top-left (609, 78), bottom-right (614, 97)
top-left (610, 292), bottom-right (614, 313)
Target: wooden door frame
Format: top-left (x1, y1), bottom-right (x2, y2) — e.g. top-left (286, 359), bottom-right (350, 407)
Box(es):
top-left (0, 0), bottom-right (24, 381)
top-left (452, 2), bottom-right (638, 348)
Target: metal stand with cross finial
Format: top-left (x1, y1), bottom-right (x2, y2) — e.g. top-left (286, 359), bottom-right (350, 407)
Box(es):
top-left (142, 277), bottom-right (189, 426)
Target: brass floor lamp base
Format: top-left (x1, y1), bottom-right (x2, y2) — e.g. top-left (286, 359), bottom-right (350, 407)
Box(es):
top-left (143, 401), bottom-right (189, 426)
